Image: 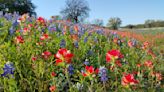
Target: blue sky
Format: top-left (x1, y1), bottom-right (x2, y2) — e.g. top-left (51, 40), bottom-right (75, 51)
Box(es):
top-left (32, 0), bottom-right (164, 26)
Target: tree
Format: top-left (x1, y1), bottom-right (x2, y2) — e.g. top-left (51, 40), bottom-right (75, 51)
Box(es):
top-left (0, 0), bottom-right (36, 16)
top-left (144, 20), bottom-right (155, 28)
top-left (107, 17), bottom-right (122, 30)
top-left (126, 24), bottom-right (135, 29)
top-left (60, 0), bottom-right (90, 23)
top-left (92, 19), bottom-right (104, 26)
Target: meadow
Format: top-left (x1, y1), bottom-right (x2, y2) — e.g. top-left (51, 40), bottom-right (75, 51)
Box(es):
top-left (118, 28), bottom-right (164, 51)
top-left (0, 13), bottom-right (163, 92)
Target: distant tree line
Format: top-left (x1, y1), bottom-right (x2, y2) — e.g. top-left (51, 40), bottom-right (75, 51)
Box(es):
top-left (123, 20), bottom-right (164, 29)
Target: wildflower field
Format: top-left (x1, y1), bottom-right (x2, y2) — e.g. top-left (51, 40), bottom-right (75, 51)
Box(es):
top-left (0, 13), bottom-right (163, 92)
top-left (117, 28), bottom-right (164, 52)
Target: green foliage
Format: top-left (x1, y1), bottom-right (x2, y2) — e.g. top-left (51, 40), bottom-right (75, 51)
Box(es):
top-left (0, 16), bottom-right (163, 92)
top-left (124, 20), bottom-right (164, 29)
top-left (0, 0), bottom-right (36, 16)
top-left (107, 17), bottom-right (122, 30)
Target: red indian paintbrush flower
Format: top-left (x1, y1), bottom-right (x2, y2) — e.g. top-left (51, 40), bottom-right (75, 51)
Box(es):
top-left (121, 73), bottom-right (139, 86)
top-left (151, 72), bottom-right (162, 81)
top-left (113, 38), bottom-right (118, 43)
top-left (37, 17), bottom-right (47, 26)
top-left (32, 56), bottom-right (37, 61)
top-left (86, 66), bottom-right (94, 74)
top-left (42, 51), bottom-right (52, 59)
top-left (37, 17), bottom-right (45, 23)
top-left (136, 63), bottom-right (142, 68)
top-left (142, 41), bottom-right (149, 49)
top-left (15, 36), bottom-right (24, 44)
top-left (106, 50), bottom-right (123, 62)
top-left (115, 60), bottom-right (122, 67)
top-left (128, 40), bottom-right (133, 48)
top-left (82, 66), bottom-right (98, 77)
top-left (74, 25), bottom-right (79, 32)
top-left (144, 60), bottom-right (153, 68)
top-left (54, 48), bottom-right (73, 65)
top-left (51, 72), bottom-right (57, 77)
top-left (40, 34), bottom-right (49, 40)
top-left (49, 85), bottom-right (56, 92)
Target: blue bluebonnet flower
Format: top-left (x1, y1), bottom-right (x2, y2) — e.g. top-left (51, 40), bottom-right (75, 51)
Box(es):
top-left (1, 62), bottom-right (15, 78)
top-left (83, 59), bottom-right (89, 65)
top-left (58, 23), bottom-right (61, 29)
top-left (78, 29), bottom-right (85, 38)
top-left (48, 24), bottom-right (56, 32)
top-left (4, 13), bottom-right (12, 20)
top-left (117, 39), bottom-right (122, 46)
top-left (132, 39), bottom-right (138, 46)
top-left (0, 11), bottom-right (3, 18)
top-left (74, 41), bottom-right (78, 48)
top-left (12, 20), bottom-right (18, 27)
top-left (111, 31), bottom-right (119, 38)
top-left (84, 37), bottom-right (88, 43)
top-left (9, 26), bottom-right (15, 35)
top-left (48, 27), bottom-right (56, 32)
top-left (60, 39), bottom-right (66, 48)
top-left (99, 66), bottom-right (108, 83)
top-left (96, 30), bottom-right (103, 35)
top-left (87, 50), bottom-right (93, 56)
top-left (68, 64), bottom-right (74, 75)
top-left (69, 29), bottom-right (75, 35)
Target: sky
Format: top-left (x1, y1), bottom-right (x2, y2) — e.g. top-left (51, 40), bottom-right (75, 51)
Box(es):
top-left (32, 0), bottom-right (164, 26)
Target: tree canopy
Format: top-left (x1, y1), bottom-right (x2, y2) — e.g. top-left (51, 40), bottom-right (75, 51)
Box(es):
top-left (107, 17), bottom-right (122, 30)
top-left (60, 0), bottom-right (90, 23)
top-left (0, 0), bottom-right (36, 16)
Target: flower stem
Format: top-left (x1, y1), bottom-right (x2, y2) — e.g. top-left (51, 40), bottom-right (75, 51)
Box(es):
top-left (103, 82), bottom-right (106, 92)
top-left (89, 80), bottom-right (93, 92)
top-left (65, 68), bottom-right (71, 90)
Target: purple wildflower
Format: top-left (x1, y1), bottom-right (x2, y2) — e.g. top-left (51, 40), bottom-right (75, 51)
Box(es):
top-left (74, 41), bottom-right (78, 48)
top-left (87, 50), bottom-right (93, 56)
top-left (83, 59), bottom-right (89, 65)
top-left (68, 64), bottom-right (74, 75)
top-left (84, 37), bottom-right (88, 43)
top-left (99, 67), bottom-right (108, 83)
top-left (60, 39), bottom-right (66, 48)
top-left (1, 62), bottom-right (15, 78)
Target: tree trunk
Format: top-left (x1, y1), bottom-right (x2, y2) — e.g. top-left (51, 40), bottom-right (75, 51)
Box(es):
top-left (74, 17), bottom-right (78, 23)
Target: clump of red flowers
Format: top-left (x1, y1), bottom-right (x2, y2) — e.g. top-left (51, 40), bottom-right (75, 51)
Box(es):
top-left (142, 41), bottom-right (149, 49)
top-left (40, 34), bottom-right (49, 40)
top-left (31, 56), bottom-right (37, 61)
top-left (23, 27), bottom-right (30, 35)
top-left (49, 85), bottom-right (56, 92)
top-left (151, 72), bottom-right (162, 81)
top-left (37, 17), bottom-right (46, 26)
top-left (121, 73), bottom-right (139, 87)
top-left (54, 48), bottom-right (73, 65)
top-left (74, 25), bottom-right (79, 32)
top-left (42, 51), bottom-right (52, 59)
top-left (51, 72), bottom-right (57, 77)
top-left (15, 36), bottom-right (24, 44)
top-left (106, 49), bottom-right (123, 62)
top-left (144, 60), bottom-right (153, 68)
top-left (113, 38), bottom-right (118, 44)
top-left (128, 40), bottom-right (133, 48)
top-left (82, 66), bottom-right (99, 77)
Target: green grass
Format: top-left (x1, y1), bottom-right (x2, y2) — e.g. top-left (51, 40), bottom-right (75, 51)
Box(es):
top-left (121, 27), bottom-right (164, 35)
